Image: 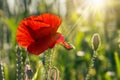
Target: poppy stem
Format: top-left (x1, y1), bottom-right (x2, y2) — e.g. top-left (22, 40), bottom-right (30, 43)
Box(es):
top-left (0, 62), bottom-right (5, 80)
top-left (85, 50), bottom-right (98, 80)
top-left (44, 48), bottom-right (60, 80)
top-left (25, 52), bottom-right (33, 80)
top-left (44, 49), bottom-right (53, 80)
top-left (48, 66), bottom-right (59, 80)
top-left (16, 46), bottom-right (24, 80)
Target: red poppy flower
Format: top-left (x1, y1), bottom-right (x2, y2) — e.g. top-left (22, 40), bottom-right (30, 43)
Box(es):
top-left (16, 13), bottom-right (72, 55)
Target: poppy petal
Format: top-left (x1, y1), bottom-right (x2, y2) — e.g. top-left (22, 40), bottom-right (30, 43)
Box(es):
top-left (27, 33), bottom-right (61, 55)
top-left (26, 14), bottom-right (61, 32)
top-left (55, 34), bottom-right (73, 50)
top-left (48, 33), bottom-right (62, 48)
top-left (16, 16), bottom-right (51, 48)
top-left (27, 19), bottom-right (50, 30)
top-left (16, 21), bottom-right (34, 48)
top-left (39, 13), bottom-right (62, 33)
top-left (27, 41), bottom-right (49, 55)
top-left (61, 42), bottom-right (73, 50)
top-left (27, 35), bottom-right (55, 55)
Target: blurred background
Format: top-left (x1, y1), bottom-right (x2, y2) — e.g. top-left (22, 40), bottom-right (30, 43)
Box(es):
top-left (0, 0), bottom-right (120, 80)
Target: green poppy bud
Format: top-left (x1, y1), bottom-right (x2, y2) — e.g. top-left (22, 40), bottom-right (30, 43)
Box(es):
top-left (92, 33), bottom-right (101, 51)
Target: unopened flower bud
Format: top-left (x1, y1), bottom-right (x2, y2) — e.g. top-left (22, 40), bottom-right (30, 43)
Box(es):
top-left (92, 33), bottom-right (101, 51)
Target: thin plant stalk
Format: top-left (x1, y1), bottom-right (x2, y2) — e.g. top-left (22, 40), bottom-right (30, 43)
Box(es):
top-left (0, 62), bottom-right (5, 80)
top-left (16, 46), bottom-right (24, 80)
top-left (44, 49), bottom-right (52, 80)
top-left (44, 49), bottom-right (59, 80)
top-left (85, 33), bottom-right (100, 80)
top-left (85, 50), bottom-right (97, 80)
top-left (25, 54), bottom-right (33, 80)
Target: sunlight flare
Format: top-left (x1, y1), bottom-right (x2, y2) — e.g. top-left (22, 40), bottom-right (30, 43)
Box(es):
top-left (88, 0), bottom-right (107, 9)
top-left (84, 0), bottom-right (108, 15)
top-left (76, 0), bottom-right (108, 19)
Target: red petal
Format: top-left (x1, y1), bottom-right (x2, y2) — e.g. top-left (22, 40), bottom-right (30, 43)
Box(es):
top-left (48, 33), bottom-right (62, 48)
top-left (61, 42), bottom-right (73, 50)
top-left (39, 13), bottom-right (62, 33)
top-left (16, 21), bottom-right (34, 48)
top-left (27, 33), bottom-right (62, 55)
top-left (55, 34), bottom-right (73, 50)
top-left (26, 33), bottom-right (63, 55)
top-left (26, 13), bottom-right (61, 33)
top-left (27, 33), bottom-right (72, 55)
top-left (27, 40), bottom-right (49, 55)
top-left (27, 35), bottom-right (57, 55)
top-left (56, 34), bottom-right (64, 44)
top-left (27, 19), bottom-right (50, 30)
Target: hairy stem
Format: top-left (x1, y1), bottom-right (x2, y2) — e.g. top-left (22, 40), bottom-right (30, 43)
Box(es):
top-left (85, 50), bottom-right (97, 80)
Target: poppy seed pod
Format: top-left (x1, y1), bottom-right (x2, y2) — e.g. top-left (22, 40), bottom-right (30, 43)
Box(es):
top-left (91, 33), bottom-right (101, 51)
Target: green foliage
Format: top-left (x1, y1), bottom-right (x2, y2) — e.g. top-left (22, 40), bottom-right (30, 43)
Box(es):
top-left (3, 17), bottom-right (20, 46)
top-left (32, 61), bottom-right (43, 80)
top-left (114, 52), bottom-right (120, 78)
